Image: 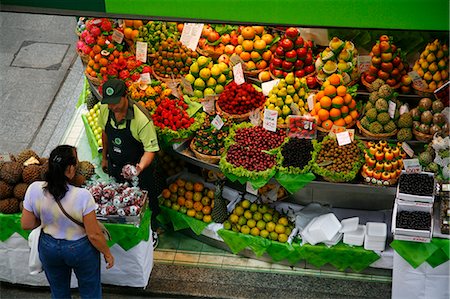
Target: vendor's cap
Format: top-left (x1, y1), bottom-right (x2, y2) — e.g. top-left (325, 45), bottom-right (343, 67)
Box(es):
top-left (102, 79), bottom-right (127, 104)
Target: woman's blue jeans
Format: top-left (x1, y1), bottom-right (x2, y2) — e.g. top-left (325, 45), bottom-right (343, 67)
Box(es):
top-left (39, 232), bottom-right (101, 299)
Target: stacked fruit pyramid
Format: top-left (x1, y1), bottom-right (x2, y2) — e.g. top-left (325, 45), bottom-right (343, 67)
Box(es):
top-left (197, 24), bottom-right (239, 58)
top-left (132, 21), bottom-right (181, 54)
top-left (410, 98), bottom-right (449, 139)
top-left (311, 74), bottom-right (359, 130)
top-left (85, 102), bottom-right (103, 148)
top-left (315, 37), bottom-right (359, 85)
top-left (269, 27), bottom-right (315, 79)
top-left (412, 39), bottom-right (449, 92)
top-left (128, 80), bottom-right (174, 112)
top-left (223, 199), bottom-right (294, 243)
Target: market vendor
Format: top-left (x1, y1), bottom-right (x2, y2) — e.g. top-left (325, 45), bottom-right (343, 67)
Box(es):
top-left (99, 78), bottom-right (163, 248)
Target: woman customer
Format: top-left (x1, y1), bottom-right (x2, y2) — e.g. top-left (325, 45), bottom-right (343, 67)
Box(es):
top-left (21, 145), bottom-right (114, 299)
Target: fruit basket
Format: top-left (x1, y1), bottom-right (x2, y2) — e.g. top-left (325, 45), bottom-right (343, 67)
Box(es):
top-left (244, 67), bottom-right (270, 77)
top-left (412, 82), bottom-right (438, 98)
top-left (361, 74), bottom-right (400, 92)
top-left (215, 100), bottom-right (256, 123)
top-left (356, 120), bottom-right (398, 139)
top-left (412, 128), bottom-right (434, 142)
top-left (76, 48), bottom-right (90, 64)
top-left (189, 139), bottom-right (221, 165)
top-left (196, 46), bottom-right (222, 60)
top-left (85, 72), bottom-right (103, 86)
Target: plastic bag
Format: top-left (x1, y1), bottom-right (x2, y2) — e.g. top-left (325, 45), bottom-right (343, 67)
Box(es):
top-left (28, 226), bottom-right (43, 275)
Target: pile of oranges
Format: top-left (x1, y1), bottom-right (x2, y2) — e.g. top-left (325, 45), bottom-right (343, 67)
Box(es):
top-left (123, 19), bottom-right (144, 41)
top-left (311, 74), bottom-right (359, 130)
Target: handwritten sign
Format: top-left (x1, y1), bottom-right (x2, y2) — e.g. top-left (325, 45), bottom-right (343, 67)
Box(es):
top-left (211, 115), bottom-right (224, 130)
top-left (112, 29), bottom-right (124, 44)
top-left (181, 77), bottom-right (194, 96)
top-left (307, 93), bottom-right (315, 111)
top-left (388, 100), bottom-right (396, 119)
top-left (336, 130), bottom-right (351, 146)
top-left (180, 23), bottom-right (203, 51)
top-left (261, 79), bottom-right (280, 96)
top-left (403, 158), bottom-right (422, 173)
top-left (233, 63), bottom-right (245, 85)
top-left (358, 55), bottom-right (372, 74)
top-left (402, 142), bottom-right (414, 158)
top-left (408, 71), bottom-right (427, 90)
top-left (140, 73), bottom-right (151, 84)
top-left (263, 109), bottom-right (278, 132)
top-left (135, 41), bottom-right (148, 63)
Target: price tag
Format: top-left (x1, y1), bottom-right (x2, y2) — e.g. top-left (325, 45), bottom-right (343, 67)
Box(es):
top-left (358, 55), bottom-right (372, 74)
top-left (402, 142), bottom-right (414, 158)
top-left (249, 108), bottom-right (262, 126)
top-left (263, 109), bottom-right (278, 132)
top-left (181, 77), bottom-right (194, 96)
top-left (233, 63), bottom-right (245, 85)
top-left (112, 29), bottom-right (124, 44)
top-left (388, 100), bottom-right (396, 119)
top-left (307, 93), bottom-right (315, 111)
top-left (180, 23), bottom-right (204, 51)
top-left (0, 154), bottom-right (12, 162)
top-left (230, 54), bottom-right (245, 67)
top-left (328, 125), bottom-right (347, 139)
top-left (336, 130), bottom-right (351, 146)
top-left (408, 71), bottom-right (427, 90)
top-left (287, 115), bottom-right (317, 139)
top-left (201, 96), bottom-right (216, 114)
top-left (246, 182), bottom-right (259, 196)
top-left (211, 115), bottom-right (224, 130)
top-left (442, 184), bottom-right (450, 192)
top-left (290, 103), bottom-right (300, 115)
top-left (140, 72), bottom-right (151, 84)
top-left (135, 41), bottom-right (148, 63)
top-left (399, 104), bottom-right (409, 116)
top-left (166, 81), bottom-right (180, 99)
top-left (403, 158), bottom-right (422, 173)
top-left (261, 79), bottom-right (280, 96)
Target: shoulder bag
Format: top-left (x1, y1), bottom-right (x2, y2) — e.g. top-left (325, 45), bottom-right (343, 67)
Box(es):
top-left (56, 200), bottom-right (111, 241)
top-left (28, 225), bottom-right (43, 275)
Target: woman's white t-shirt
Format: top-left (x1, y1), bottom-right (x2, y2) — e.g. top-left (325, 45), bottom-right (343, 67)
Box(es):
top-left (23, 181), bottom-right (96, 240)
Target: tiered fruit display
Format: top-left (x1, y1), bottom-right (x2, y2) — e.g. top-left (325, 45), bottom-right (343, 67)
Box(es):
top-left (122, 19), bottom-right (145, 41)
top-left (118, 62), bottom-right (152, 86)
top-left (313, 137), bottom-right (364, 182)
top-left (311, 74), bottom-right (359, 130)
top-left (419, 135), bottom-right (450, 183)
top-left (197, 24), bottom-right (239, 57)
top-left (76, 18), bottom-right (118, 57)
top-left (216, 82), bottom-right (266, 116)
top-left (160, 178), bottom-right (215, 223)
top-left (315, 37), bottom-right (359, 85)
top-left (265, 73), bottom-right (310, 125)
top-left (221, 125), bottom-right (286, 176)
top-left (85, 50), bottom-right (136, 86)
top-left (412, 39), bottom-right (449, 92)
top-left (157, 150), bottom-right (185, 177)
top-left (128, 80), bottom-right (174, 111)
top-left (149, 37), bottom-right (199, 78)
top-left (362, 35), bottom-right (408, 88)
top-left (183, 56), bottom-right (232, 98)
top-left (152, 98), bottom-right (196, 131)
top-left (361, 141), bottom-right (406, 186)
top-left (235, 26), bottom-right (278, 73)
top-left (191, 116), bottom-right (233, 157)
top-left (269, 27), bottom-right (315, 79)
top-left (222, 199), bottom-right (294, 243)
top-left (85, 102), bottom-right (103, 147)
top-left (410, 98), bottom-right (449, 137)
top-left (133, 21), bottom-right (180, 53)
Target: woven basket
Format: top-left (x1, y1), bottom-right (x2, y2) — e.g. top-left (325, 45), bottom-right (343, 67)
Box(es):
top-left (356, 120), bottom-right (398, 139)
top-left (412, 128), bottom-right (433, 142)
top-left (76, 48), bottom-right (90, 65)
top-left (190, 139), bottom-right (221, 164)
top-left (196, 47), bottom-right (222, 60)
top-left (361, 74), bottom-right (401, 92)
top-left (244, 67), bottom-right (269, 78)
top-left (316, 119), bottom-right (356, 134)
top-left (151, 67), bottom-right (182, 84)
top-left (85, 72), bottom-right (102, 86)
top-left (215, 101), bottom-right (254, 123)
top-left (412, 82), bottom-right (436, 97)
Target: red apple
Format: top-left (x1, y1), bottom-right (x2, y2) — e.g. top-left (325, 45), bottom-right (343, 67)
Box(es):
top-left (397, 63), bottom-right (405, 71)
top-left (304, 40), bottom-right (314, 49)
top-left (294, 59), bottom-right (304, 70)
top-left (295, 69), bottom-right (305, 78)
top-left (294, 36), bottom-right (304, 48)
top-left (207, 31), bottom-right (220, 43)
top-left (369, 65), bottom-right (379, 75)
top-left (306, 76), bottom-right (317, 88)
top-left (372, 56), bottom-right (382, 65)
top-left (372, 44), bottom-right (381, 56)
top-left (230, 35), bottom-right (239, 46)
top-left (377, 70), bottom-right (390, 80)
top-left (272, 69), bottom-right (284, 78)
top-left (272, 57), bottom-right (283, 68)
top-left (380, 35), bottom-right (390, 42)
top-left (379, 41), bottom-right (391, 53)
top-left (275, 46), bottom-right (285, 58)
top-left (381, 62), bottom-right (393, 73)
top-left (386, 78), bottom-right (398, 87)
top-left (285, 50), bottom-right (297, 62)
top-left (304, 64), bottom-right (315, 74)
top-left (365, 74), bottom-right (376, 83)
top-left (296, 47), bottom-right (307, 60)
top-left (391, 69), bottom-right (401, 79)
top-left (280, 38), bottom-right (294, 51)
top-left (392, 56), bottom-right (401, 67)
top-left (282, 60), bottom-right (294, 71)
top-left (391, 44), bottom-right (397, 53)
top-left (304, 53), bottom-right (313, 65)
top-left (381, 52), bottom-right (393, 62)
top-left (285, 27), bottom-right (300, 40)
top-left (400, 85), bottom-right (411, 94)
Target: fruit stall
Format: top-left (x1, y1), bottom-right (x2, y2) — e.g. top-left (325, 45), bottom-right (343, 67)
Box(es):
top-left (0, 1), bottom-right (449, 298)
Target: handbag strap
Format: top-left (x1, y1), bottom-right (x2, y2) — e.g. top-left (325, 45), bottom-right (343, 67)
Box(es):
top-left (56, 200), bottom-right (85, 228)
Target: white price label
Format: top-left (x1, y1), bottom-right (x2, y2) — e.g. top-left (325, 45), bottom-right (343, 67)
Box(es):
top-left (403, 158), bottom-right (422, 173)
top-left (358, 55), bottom-right (372, 74)
top-left (0, 154), bottom-right (12, 162)
top-left (408, 71), bottom-right (427, 90)
top-left (233, 63), bottom-right (245, 85)
top-left (307, 93), bottom-right (315, 111)
top-left (112, 29), bottom-right (124, 44)
top-left (181, 77), bottom-right (194, 96)
top-left (388, 100), bottom-right (396, 119)
top-left (442, 184), bottom-right (450, 192)
top-left (140, 73), bottom-right (151, 84)
top-left (263, 109), bottom-right (278, 132)
top-left (135, 41), bottom-right (148, 63)
top-left (167, 81), bottom-right (180, 99)
top-left (180, 23), bottom-right (204, 51)
top-left (249, 108), bottom-right (262, 126)
top-left (201, 96), bottom-right (216, 114)
top-left (290, 103), bottom-right (300, 115)
top-left (230, 54), bottom-right (245, 67)
top-left (336, 131), bottom-right (351, 146)
top-left (261, 79), bottom-right (280, 96)
top-left (246, 182), bottom-right (259, 196)
top-left (347, 129), bottom-right (355, 142)
top-left (211, 115), bottom-right (224, 130)
top-left (401, 142), bottom-right (414, 158)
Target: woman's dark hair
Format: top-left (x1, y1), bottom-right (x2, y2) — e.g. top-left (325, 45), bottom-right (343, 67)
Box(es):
top-left (44, 145), bottom-right (77, 201)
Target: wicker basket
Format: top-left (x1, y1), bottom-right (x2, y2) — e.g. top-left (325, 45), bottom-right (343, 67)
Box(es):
top-left (190, 139), bottom-right (221, 164)
top-left (316, 119), bottom-right (356, 134)
top-left (215, 101), bottom-right (255, 123)
top-left (151, 67), bottom-right (182, 84)
top-left (356, 120), bottom-right (398, 139)
top-left (244, 67), bottom-right (269, 78)
top-left (412, 82), bottom-right (436, 97)
top-left (196, 47), bottom-right (222, 60)
top-left (85, 72), bottom-right (102, 86)
top-left (76, 48), bottom-right (90, 65)
top-left (412, 128), bottom-right (433, 142)
top-left (361, 74), bottom-right (401, 92)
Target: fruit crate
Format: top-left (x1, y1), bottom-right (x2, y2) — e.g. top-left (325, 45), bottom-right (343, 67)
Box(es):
top-left (391, 199), bottom-right (433, 243)
top-left (396, 171), bottom-right (436, 203)
top-left (81, 114), bottom-right (102, 160)
top-left (96, 191), bottom-right (149, 225)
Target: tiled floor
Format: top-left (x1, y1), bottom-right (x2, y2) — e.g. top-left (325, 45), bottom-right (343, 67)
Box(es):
top-left (62, 100), bottom-right (391, 284)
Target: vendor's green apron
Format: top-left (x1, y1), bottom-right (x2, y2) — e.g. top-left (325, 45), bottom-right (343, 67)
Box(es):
top-left (105, 108), bottom-right (163, 227)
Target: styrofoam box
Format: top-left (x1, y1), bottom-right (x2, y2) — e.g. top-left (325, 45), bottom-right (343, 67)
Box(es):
top-left (339, 217), bottom-right (359, 233)
top-left (324, 232), bottom-right (342, 247)
top-left (392, 199), bottom-right (433, 243)
top-left (301, 218), bottom-right (322, 245)
top-left (343, 225), bottom-right (366, 246)
top-left (364, 239), bottom-right (386, 251)
top-left (366, 222), bottom-right (387, 242)
top-left (396, 171), bottom-right (435, 203)
top-left (308, 213), bottom-right (342, 242)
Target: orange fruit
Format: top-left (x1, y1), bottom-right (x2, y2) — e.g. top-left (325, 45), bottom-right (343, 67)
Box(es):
top-left (324, 85), bottom-right (337, 97)
top-left (316, 90), bottom-right (325, 101)
top-left (97, 37), bottom-right (106, 47)
top-left (319, 96), bottom-right (332, 110)
top-left (92, 45), bottom-right (102, 54)
top-left (177, 23), bottom-right (184, 33)
top-left (93, 63), bottom-right (100, 71)
top-left (331, 96), bottom-right (344, 108)
top-left (133, 20), bottom-right (144, 28)
top-left (254, 39), bottom-right (267, 52)
top-left (314, 102), bottom-right (322, 113)
top-left (131, 29), bottom-right (139, 40)
top-left (124, 20), bottom-right (134, 27)
top-left (337, 85), bottom-right (347, 97)
top-left (344, 93), bottom-right (352, 105)
top-left (89, 70), bottom-right (97, 77)
top-left (202, 206), bottom-right (211, 215)
top-left (334, 118), bottom-right (346, 127)
top-left (322, 119), bottom-right (333, 130)
top-left (107, 43), bottom-right (115, 49)
top-left (329, 108), bottom-right (341, 121)
top-left (344, 115), bottom-right (354, 125)
top-left (99, 57), bottom-right (109, 67)
top-left (108, 54), bottom-right (115, 61)
top-left (262, 50), bottom-right (272, 61)
top-left (124, 27), bottom-right (133, 39)
top-left (240, 51), bottom-right (251, 62)
top-left (310, 109), bottom-right (317, 116)
top-left (252, 26), bottom-right (265, 35)
top-left (328, 74), bottom-right (341, 86)
top-left (100, 67), bottom-right (107, 75)
top-left (261, 34), bottom-right (273, 45)
top-left (85, 66), bottom-right (93, 74)
top-left (340, 105), bottom-right (349, 117)
top-left (241, 26), bottom-right (256, 40)
top-left (88, 60), bottom-right (95, 67)
top-left (234, 45), bottom-right (244, 55)
top-left (256, 60), bottom-right (267, 69)
top-left (246, 61), bottom-right (256, 70)
top-left (94, 54), bottom-right (102, 63)
top-left (350, 110), bottom-right (359, 119)
top-left (318, 109), bottom-right (330, 121)
top-left (242, 40), bottom-right (254, 52)
top-left (348, 99), bottom-right (357, 110)
top-left (251, 51), bottom-right (262, 62)
top-left (193, 201), bottom-right (203, 212)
